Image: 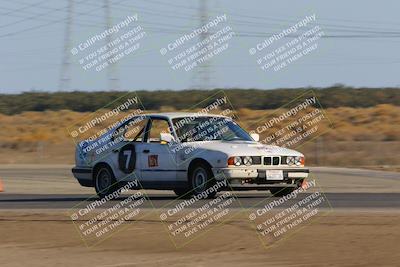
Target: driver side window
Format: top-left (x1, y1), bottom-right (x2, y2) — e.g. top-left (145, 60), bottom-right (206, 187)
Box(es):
top-left (113, 116), bottom-right (147, 142)
top-left (146, 118), bottom-right (172, 143)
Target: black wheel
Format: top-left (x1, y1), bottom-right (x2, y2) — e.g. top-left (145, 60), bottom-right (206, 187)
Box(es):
top-left (94, 166), bottom-right (118, 199)
top-left (189, 163), bottom-right (217, 198)
top-left (270, 187), bottom-right (296, 197)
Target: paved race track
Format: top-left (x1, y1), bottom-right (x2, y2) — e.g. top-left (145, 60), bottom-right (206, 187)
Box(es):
top-left (0, 192), bottom-right (399, 209)
top-left (0, 165), bottom-right (399, 209)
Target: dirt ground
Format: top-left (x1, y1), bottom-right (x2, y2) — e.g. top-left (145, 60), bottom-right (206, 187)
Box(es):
top-left (0, 211), bottom-right (399, 267)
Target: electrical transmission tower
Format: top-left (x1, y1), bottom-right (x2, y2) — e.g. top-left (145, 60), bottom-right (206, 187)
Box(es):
top-left (59, 0), bottom-right (120, 91)
top-left (59, 0), bottom-right (74, 91)
top-left (191, 0), bottom-right (213, 90)
top-left (104, 0), bottom-right (120, 91)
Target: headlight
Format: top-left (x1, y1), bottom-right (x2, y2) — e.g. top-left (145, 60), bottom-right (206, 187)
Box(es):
top-left (295, 156), bottom-right (305, 166)
top-left (243, 156), bottom-right (253, 166)
top-left (228, 156), bottom-right (260, 166)
top-left (228, 156), bottom-right (242, 166)
top-left (286, 156), bottom-right (305, 166)
top-left (233, 156), bottom-right (242, 166)
top-left (286, 156), bottom-right (295, 166)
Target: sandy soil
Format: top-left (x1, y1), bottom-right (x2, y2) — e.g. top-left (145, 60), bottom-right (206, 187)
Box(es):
top-left (0, 211), bottom-right (399, 267)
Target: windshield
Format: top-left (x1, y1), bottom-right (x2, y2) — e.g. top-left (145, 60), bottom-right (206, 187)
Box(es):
top-left (172, 117), bottom-right (253, 142)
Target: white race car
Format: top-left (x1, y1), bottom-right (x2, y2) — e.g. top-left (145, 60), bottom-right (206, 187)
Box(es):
top-left (72, 112), bottom-right (309, 198)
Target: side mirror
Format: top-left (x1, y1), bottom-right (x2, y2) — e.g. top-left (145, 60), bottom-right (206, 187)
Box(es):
top-left (160, 133), bottom-right (175, 143)
top-left (250, 133), bottom-right (260, 142)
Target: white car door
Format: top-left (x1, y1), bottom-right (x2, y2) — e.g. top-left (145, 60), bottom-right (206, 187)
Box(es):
top-left (138, 117), bottom-right (179, 185)
top-left (108, 116), bottom-right (148, 182)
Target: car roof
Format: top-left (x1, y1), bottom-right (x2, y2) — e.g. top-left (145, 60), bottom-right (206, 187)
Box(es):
top-left (109, 112), bottom-right (232, 134)
top-left (143, 112), bottom-right (230, 120)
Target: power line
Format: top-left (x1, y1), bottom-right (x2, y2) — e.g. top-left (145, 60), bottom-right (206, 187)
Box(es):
top-left (0, 0), bottom-right (48, 16)
top-left (2, 1), bottom-right (400, 40)
top-left (0, 0), bottom-right (131, 38)
top-left (0, 0), bottom-right (92, 30)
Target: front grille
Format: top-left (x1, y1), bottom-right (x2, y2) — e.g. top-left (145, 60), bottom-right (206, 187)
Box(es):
top-left (252, 156), bottom-right (262, 165)
top-left (264, 157), bottom-right (272, 165)
top-left (263, 156), bottom-right (288, 166)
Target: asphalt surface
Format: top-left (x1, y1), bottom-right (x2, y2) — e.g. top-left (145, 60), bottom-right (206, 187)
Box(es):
top-left (0, 165), bottom-right (399, 209)
top-left (0, 192), bottom-right (399, 209)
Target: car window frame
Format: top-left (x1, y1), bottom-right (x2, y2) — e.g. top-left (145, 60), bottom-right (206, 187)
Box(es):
top-left (144, 116), bottom-right (175, 143)
top-left (172, 116), bottom-right (248, 143)
top-left (112, 115), bottom-right (148, 143)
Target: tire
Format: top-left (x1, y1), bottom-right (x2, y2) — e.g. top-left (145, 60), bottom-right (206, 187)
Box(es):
top-left (270, 187), bottom-right (296, 197)
top-left (188, 163), bottom-right (217, 199)
top-left (94, 166), bottom-right (118, 199)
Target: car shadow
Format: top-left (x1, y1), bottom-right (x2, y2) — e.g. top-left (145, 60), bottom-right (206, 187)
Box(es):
top-left (0, 193), bottom-right (273, 203)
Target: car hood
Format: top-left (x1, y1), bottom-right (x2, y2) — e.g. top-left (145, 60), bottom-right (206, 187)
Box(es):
top-left (185, 140), bottom-right (303, 157)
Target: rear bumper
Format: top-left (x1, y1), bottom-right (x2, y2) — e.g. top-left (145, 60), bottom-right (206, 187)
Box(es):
top-left (72, 167), bottom-right (93, 187)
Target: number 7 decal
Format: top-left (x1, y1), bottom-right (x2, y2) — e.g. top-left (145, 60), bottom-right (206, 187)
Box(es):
top-left (123, 150), bottom-right (132, 170)
top-left (118, 144), bottom-right (136, 173)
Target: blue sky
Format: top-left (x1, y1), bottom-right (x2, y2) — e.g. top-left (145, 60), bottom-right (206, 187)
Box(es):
top-left (1, 0), bottom-right (400, 93)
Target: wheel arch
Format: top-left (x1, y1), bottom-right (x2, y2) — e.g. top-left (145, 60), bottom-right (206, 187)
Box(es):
top-left (187, 157), bottom-right (218, 198)
top-left (92, 162), bottom-right (114, 181)
top-left (188, 158), bottom-right (213, 176)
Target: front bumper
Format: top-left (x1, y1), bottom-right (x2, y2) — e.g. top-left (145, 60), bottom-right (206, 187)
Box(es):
top-left (212, 167), bottom-right (309, 189)
top-left (212, 167), bottom-right (309, 179)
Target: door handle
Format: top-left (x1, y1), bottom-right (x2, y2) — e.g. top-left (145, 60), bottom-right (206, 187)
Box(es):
top-left (143, 149), bottom-right (150, 153)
